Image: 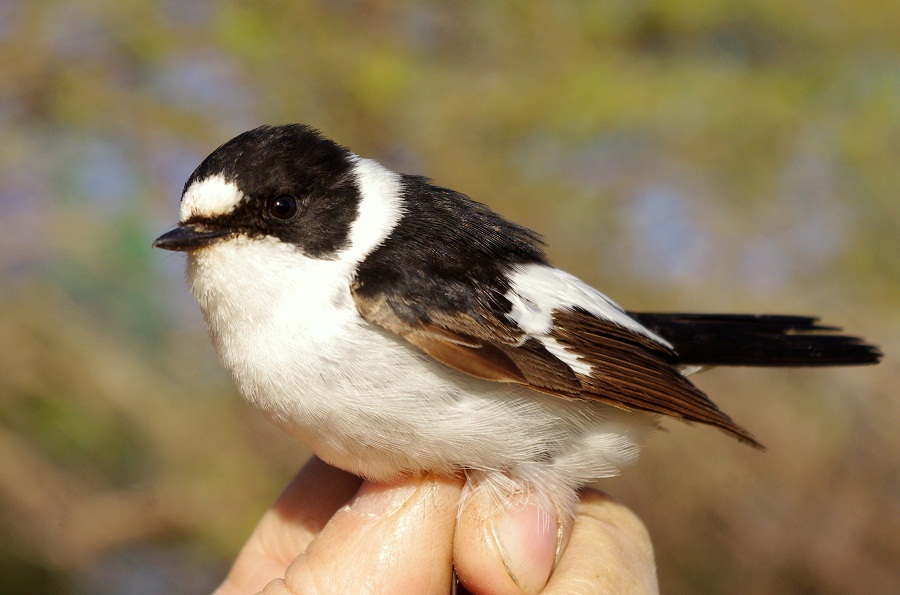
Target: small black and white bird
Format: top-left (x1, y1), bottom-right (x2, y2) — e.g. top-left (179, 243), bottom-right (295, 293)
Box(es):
top-left (154, 124), bottom-right (881, 515)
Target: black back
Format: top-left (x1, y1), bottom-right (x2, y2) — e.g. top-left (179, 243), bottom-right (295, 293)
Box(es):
top-left (353, 175), bottom-right (548, 325)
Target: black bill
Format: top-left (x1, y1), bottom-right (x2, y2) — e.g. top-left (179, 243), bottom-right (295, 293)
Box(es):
top-left (152, 225), bottom-right (232, 252)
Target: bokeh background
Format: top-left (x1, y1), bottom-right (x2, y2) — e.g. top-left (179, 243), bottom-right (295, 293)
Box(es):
top-left (1, 1), bottom-right (897, 593)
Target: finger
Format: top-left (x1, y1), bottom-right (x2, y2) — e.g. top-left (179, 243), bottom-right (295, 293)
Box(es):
top-left (542, 490), bottom-right (658, 595)
top-left (214, 457), bottom-right (362, 595)
top-left (282, 474), bottom-right (464, 594)
top-left (454, 490), bottom-right (566, 595)
top-left (258, 578), bottom-right (292, 594)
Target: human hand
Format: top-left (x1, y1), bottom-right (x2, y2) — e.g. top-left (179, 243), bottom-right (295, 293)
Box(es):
top-left (213, 457), bottom-right (658, 595)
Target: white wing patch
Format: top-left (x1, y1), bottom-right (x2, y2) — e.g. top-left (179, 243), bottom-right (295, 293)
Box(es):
top-left (505, 263), bottom-right (672, 347)
top-left (180, 174), bottom-right (245, 222)
top-left (540, 336), bottom-right (593, 375)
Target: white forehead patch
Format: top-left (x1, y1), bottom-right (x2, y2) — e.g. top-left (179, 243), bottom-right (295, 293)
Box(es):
top-left (179, 174), bottom-right (245, 222)
top-left (341, 157), bottom-right (404, 263)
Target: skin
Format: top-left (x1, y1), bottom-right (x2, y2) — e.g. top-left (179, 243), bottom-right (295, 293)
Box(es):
top-left (213, 457), bottom-right (659, 595)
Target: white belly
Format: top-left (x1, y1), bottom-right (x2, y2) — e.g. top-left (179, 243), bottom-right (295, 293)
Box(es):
top-left (186, 237), bottom-right (657, 495)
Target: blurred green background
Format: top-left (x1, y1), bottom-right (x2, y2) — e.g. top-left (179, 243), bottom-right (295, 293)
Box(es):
top-left (1, 1), bottom-right (897, 593)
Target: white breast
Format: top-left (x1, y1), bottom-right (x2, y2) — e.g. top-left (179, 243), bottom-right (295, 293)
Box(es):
top-left (186, 234), bottom-right (657, 494)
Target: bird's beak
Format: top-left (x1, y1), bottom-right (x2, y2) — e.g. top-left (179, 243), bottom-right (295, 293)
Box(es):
top-left (152, 224), bottom-right (232, 252)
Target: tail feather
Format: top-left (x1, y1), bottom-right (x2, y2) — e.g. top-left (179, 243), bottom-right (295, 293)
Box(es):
top-left (628, 313), bottom-right (882, 367)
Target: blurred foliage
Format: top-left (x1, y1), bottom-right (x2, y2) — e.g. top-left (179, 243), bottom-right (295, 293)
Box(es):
top-left (0, 1), bottom-right (897, 593)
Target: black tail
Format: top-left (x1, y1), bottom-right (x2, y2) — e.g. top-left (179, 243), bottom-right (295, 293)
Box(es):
top-left (628, 313), bottom-right (882, 367)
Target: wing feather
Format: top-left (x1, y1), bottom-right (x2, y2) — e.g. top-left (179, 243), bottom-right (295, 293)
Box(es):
top-left (351, 265), bottom-right (761, 448)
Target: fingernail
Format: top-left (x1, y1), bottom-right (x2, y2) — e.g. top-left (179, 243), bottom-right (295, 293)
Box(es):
top-left (490, 499), bottom-right (558, 595)
top-left (349, 480), bottom-right (419, 517)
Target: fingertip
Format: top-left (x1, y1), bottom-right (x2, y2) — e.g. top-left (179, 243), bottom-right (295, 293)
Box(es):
top-left (347, 479), bottom-right (420, 516)
top-left (577, 489), bottom-right (655, 563)
top-left (271, 457), bottom-right (362, 526)
top-left (455, 491), bottom-right (561, 595)
top-left (283, 474), bottom-right (464, 594)
top-left (216, 458), bottom-right (362, 595)
top-left (543, 488), bottom-right (658, 595)
top-left (257, 577), bottom-right (292, 594)
top-left (491, 497), bottom-right (559, 594)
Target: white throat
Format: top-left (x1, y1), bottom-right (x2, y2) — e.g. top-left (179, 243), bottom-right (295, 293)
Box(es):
top-left (183, 156), bottom-right (404, 408)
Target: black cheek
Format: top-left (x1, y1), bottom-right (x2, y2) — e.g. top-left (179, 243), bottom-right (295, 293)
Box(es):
top-left (267, 186), bottom-right (360, 258)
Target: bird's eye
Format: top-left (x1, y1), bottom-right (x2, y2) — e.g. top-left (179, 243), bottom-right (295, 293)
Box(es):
top-left (269, 194), bottom-right (298, 220)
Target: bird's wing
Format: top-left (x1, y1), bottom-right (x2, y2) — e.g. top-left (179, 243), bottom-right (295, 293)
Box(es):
top-left (351, 262), bottom-right (760, 446)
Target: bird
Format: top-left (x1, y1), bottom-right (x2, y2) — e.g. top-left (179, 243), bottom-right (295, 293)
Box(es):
top-left (153, 124), bottom-right (881, 516)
